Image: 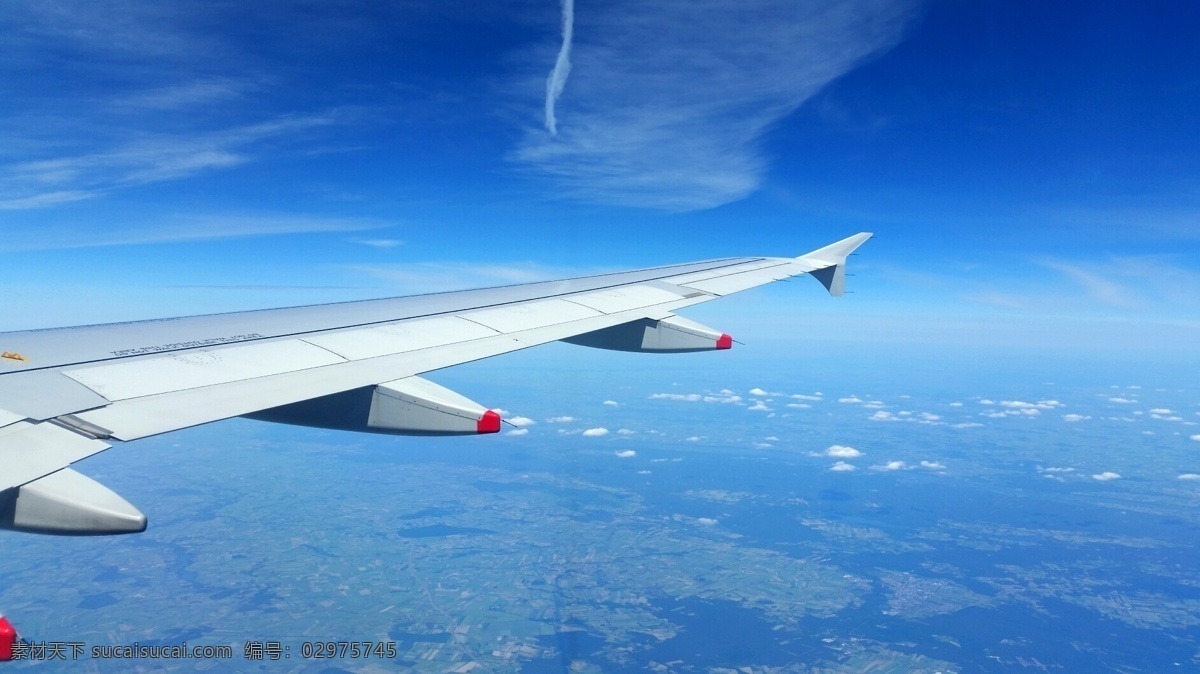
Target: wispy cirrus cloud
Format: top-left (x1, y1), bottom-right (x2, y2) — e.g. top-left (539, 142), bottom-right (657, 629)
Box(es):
top-left (0, 4), bottom-right (360, 211)
top-left (513, 0), bottom-right (918, 211)
top-left (1036, 259), bottom-right (1139, 309)
top-left (109, 78), bottom-right (256, 112)
top-left (0, 214), bottom-right (381, 252)
top-left (1, 115), bottom-right (339, 211)
top-left (351, 238), bottom-right (405, 249)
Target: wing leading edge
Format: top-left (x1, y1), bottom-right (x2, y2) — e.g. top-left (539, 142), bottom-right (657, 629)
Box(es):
top-left (0, 232), bottom-right (872, 535)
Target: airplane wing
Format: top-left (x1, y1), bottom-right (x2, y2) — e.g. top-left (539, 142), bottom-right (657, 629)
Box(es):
top-left (0, 232), bottom-right (872, 536)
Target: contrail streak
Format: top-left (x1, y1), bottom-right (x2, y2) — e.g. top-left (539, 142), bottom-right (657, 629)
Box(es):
top-left (544, 0), bottom-right (574, 135)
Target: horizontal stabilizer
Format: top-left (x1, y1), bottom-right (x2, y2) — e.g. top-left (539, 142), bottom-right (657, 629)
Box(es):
top-left (797, 232), bottom-right (873, 296)
top-left (562, 315), bottom-right (732, 353)
top-left (0, 468), bottom-right (146, 535)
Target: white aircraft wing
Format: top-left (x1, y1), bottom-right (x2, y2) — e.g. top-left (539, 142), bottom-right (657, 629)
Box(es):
top-left (0, 232), bottom-right (871, 536)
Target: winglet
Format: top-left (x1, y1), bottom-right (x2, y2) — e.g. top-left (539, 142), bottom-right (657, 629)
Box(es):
top-left (796, 232), bottom-right (873, 297)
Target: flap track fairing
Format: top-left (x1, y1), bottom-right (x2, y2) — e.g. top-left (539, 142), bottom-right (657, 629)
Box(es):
top-left (243, 376), bottom-right (500, 436)
top-left (0, 468), bottom-right (146, 536)
top-left (562, 315), bottom-right (732, 353)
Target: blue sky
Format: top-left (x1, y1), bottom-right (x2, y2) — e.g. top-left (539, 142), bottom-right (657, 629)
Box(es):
top-left (1, 1), bottom-right (1197, 363)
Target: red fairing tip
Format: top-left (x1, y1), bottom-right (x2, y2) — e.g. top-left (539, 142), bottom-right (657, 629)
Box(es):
top-left (716, 334), bottom-right (733, 350)
top-left (477, 410), bottom-right (502, 434)
top-left (0, 615), bottom-right (16, 662)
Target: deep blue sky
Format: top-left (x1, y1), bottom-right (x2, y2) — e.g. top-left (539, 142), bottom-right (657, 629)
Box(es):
top-left (1, 1), bottom-right (1197, 362)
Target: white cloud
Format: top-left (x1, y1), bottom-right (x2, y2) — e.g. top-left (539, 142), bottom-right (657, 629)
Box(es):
top-left (949, 402), bottom-right (963, 407)
top-left (111, 78), bottom-right (252, 111)
top-left (617, 428), bottom-right (636, 435)
top-left (546, 416), bottom-right (575, 423)
top-left (1038, 259), bottom-right (1141, 308)
top-left (999, 400), bottom-right (1062, 410)
top-left (513, 0), bottom-right (917, 211)
top-left (543, 0), bottom-right (575, 135)
top-left (838, 396), bottom-right (864, 404)
top-left (1, 112), bottom-right (346, 216)
top-left (351, 238), bottom-right (405, 249)
top-left (825, 445), bottom-right (863, 458)
top-left (509, 416), bottom-right (536, 427)
top-left (603, 400), bottom-right (619, 406)
top-left (1150, 408), bottom-right (1174, 414)
top-left (871, 461), bottom-right (908, 471)
top-left (829, 461), bottom-right (857, 472)
top-left (650, 393), bottom-right (701, 401)
top-left (919, 461), bottom-right (945, 470)
top-left (1092, 472), bottom-right (1122, 481)
top-left (764, 436), bottom-right (779, 442)
top-left (704, 394), bottom-right (743, 404)
top-left (1191, 435), bottom-right (1200, 442)
top-left (747, 401), bottom-right (771, 411)
top-left (637, 470), bottom-right (651, 475)
top-left (1062, 414), bottom-right (1090, 423)
top-left (786, 403), bottom-right (811, 409)
top-left (791, 394), bottom-right (822, 401)
top-left (869, 409), bottom-right (945, 426)
top-left (582, 427), bottom-right (609, 437)
top-left (0, 212), bottom-right (381, 252)
top-left (952, 422), bottom-right (984, 428)
top-left (1178, 474), bottom-right (1200, 481)
top-left (1040, 467), bottom-right (1076, 473)
top-left (695, 517), bottom-right (719, 527)
top-left (684, 436), bottom-right (702, 442)
top-left (1108, 397), bottom-right (1136, 404)
top-left (614, 449), bottom-right (636, 458)
top-left (506, 428), bottom-right (529, 436)
top-left (749, 387), bottom-right (769, 396)
top-left (491, 409), bottom-right (510, 416)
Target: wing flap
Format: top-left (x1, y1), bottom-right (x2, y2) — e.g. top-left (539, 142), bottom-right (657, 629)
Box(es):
top-left (0, 408), bottom-right (24, 430)
top-left (0, 371), bottom-right (112, 421)
top-left (301, 316), bottom-right (498, 361)
top-left (0, 420), bottom-right (111, 491)
top-left (563, 284), bottom-right (685, 314)
top-left (677, 260), bottom-right (801, 296)
top-left (61, 339), bottom-right (347, 402)
top-left (461, 298), bottom-right (603, 333)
